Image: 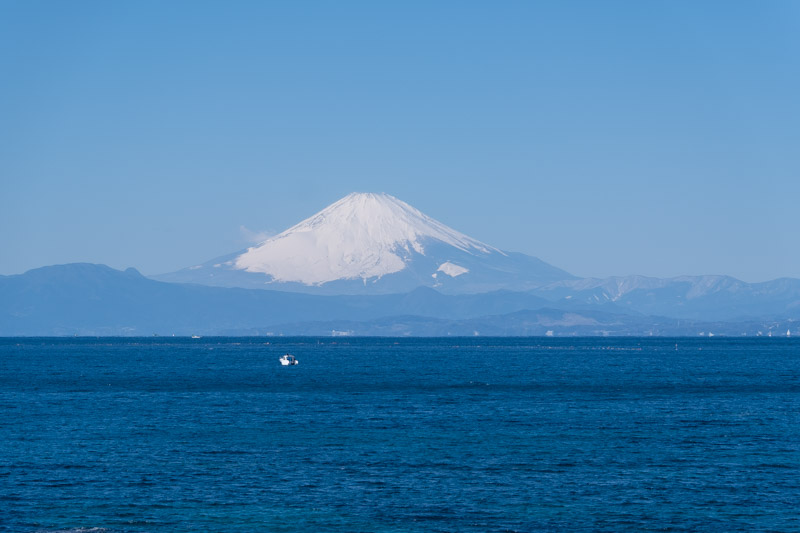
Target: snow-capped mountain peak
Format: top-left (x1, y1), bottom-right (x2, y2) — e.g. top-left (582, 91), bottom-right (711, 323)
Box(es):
top-left (156, 192), bottom-right (574, 294)
top-left (234, 192), bottom-right (499, 285)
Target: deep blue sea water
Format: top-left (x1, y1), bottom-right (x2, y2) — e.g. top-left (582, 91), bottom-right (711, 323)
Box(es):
top-left (1, 337), bottom-right (799, 532)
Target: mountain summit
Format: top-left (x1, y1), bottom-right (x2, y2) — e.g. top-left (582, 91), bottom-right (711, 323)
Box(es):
top-left (156, 192), bottom-right (574, 294)
top-left (236, 192), bottom-right (499, 285)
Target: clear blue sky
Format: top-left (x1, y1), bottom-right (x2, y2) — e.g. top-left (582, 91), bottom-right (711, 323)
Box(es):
top-left (1, 1), bottom-right (798, 281)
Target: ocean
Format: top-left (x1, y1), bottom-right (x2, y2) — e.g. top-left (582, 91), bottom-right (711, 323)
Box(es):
top-left (1, 337), bottom-right (798, 532)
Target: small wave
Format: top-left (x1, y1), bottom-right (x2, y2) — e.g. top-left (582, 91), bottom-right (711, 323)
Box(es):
top-left (37, 528), bottom-right (110, 533)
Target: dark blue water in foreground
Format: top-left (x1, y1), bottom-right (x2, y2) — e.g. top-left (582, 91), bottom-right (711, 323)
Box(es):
top-left (1, 337), bottom-right (799, 532)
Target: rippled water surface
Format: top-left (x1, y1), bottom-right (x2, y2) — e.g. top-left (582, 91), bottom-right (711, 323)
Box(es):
top-left (1, 337), bottom-right (799, 532)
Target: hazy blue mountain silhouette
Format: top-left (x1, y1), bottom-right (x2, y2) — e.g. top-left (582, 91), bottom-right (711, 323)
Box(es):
top-left (534, 275), bottom-right (800, 320)
top-left (1, 263), bottom-right (566, 335)
top-left (2, 263), bottom-right (798, 336)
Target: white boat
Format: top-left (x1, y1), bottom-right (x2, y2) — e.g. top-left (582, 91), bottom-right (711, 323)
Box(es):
top-left (279, 354), bottom-right (298, 366)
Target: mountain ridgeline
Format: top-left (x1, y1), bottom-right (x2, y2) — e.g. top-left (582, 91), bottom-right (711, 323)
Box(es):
top-left (3, 193), bottom-right (799, 336)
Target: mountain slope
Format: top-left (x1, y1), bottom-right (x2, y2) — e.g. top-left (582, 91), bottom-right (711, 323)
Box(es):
top-left (0, 263), bottom-right (560, 336)
top-left (155, 192), bottom-right (574, 294)
top-left (533, 275), bottom-right (800, 320)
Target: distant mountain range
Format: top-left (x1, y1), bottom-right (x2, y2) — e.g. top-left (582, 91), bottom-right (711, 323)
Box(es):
top-left (1, 263), bottom-right (797, 337)
top-left (532, 275), bottom-right (800, 321)
top-left (0, 263), bottom-right (566, 336)
top-left (2, 192), bottom-right (799, 336)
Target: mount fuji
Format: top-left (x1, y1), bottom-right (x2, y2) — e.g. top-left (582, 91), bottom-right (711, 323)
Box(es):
top-left (6, 193), bottom-right (800, 334)
top-left (156, 192), bottom-right (575, 294)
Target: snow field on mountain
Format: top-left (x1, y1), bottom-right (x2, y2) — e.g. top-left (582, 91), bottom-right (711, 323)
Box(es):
top-left (436, 262), bottom-right (469, 278)
top-left (234, 192), bottom-right (498, 285)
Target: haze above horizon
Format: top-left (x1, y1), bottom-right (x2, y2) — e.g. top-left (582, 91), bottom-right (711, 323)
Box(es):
top-left (1, 2), bottom-right (798, 282)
